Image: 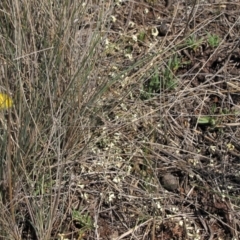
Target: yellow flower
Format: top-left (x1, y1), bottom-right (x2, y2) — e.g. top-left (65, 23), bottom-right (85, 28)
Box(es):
top-left (0, 93), bottom-right (13, 109)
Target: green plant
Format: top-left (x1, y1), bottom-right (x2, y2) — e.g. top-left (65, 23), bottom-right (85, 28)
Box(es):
top-left (124, 45), bottom-right (133, 54)
top-left (185, 35), bottom-right (203, 51)
top-left (196, 104), bottom-right (240, 130)
top-left (72, 209), bottom-right (93, 237)
top-left (141, 67), bottom-right (162, 99)
top-left (207, 33), bottom-right (220, 48)
top-left (197, 116), bottom-right (216, 126)
top-left (145, 67), bottom-right (160, 95)
top-left (197, 103), bottom-right (218, 128)
top-left (141, 55), bottom-right (180, 99)
top-left (167, 54), bottom-right (181, 73)
top-left (162, 68), bottom-right (177, 90)
top-left (138, 30), bottom-right (146, 42)
top-left (162, 55), bottom-right (180, 89)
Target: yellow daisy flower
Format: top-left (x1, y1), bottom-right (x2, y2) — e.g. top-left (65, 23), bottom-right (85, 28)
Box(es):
top-left (0, 93), bottom-right (13, 109)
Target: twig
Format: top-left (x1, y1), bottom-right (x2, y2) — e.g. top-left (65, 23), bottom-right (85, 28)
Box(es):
top-left (183, 0), bottom-right (198, 36)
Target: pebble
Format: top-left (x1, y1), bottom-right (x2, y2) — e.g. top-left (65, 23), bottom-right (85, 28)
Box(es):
top-left (160, 173), bottom-right (179, 191)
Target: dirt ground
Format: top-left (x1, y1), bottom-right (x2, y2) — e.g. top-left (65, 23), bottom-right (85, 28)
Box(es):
top-left (20, 0), bottom-right (240, 239)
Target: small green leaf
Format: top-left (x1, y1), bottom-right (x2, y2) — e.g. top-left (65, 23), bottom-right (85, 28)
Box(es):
top-left (197, 116), bottom-right (212, 124)
top-left (198, 116), bottom-right (216, 126)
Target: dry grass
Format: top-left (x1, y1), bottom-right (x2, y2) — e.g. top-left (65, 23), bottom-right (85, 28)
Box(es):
top-left (0, 0), bottom-right (240, 239)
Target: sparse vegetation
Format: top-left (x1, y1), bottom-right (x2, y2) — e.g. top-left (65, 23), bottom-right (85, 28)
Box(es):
top-left (142, 55), bottom-right (179, 99)
top-left (207, 32), bottom-right (220, 48)
top-left (163, 54), bottom-right (180, 88)
top-left (72, 209), bottom-right (93, 237)
top-left (141, 67), bottom-right (160, 99)
top-left (197, 115), bottom-right (216, 126)
top-left (138, 30), bottom-right (146, 42)
top-left (0, 0), bottom-right (240, 239)
top-left (185, 34), bottom-right (203, 51)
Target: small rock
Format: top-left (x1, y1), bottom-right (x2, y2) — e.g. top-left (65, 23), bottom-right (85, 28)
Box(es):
top-left (158, 22), bottom-right (169, 36)
top-left (160, 173), bottom-right (179, 191)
